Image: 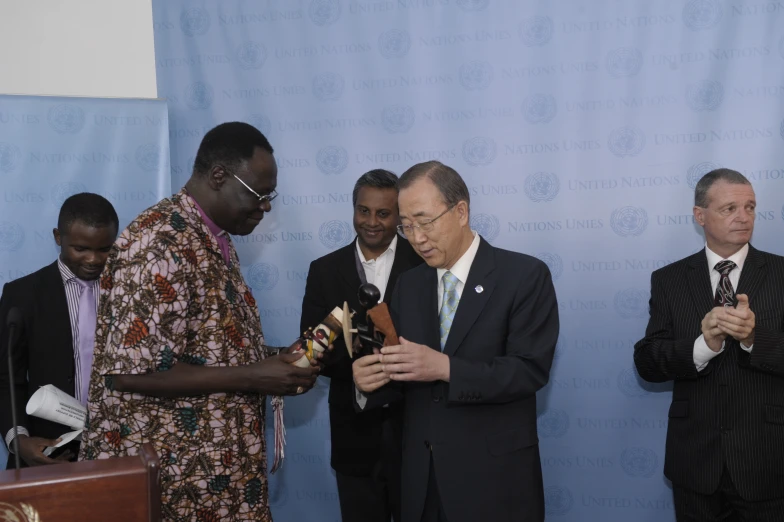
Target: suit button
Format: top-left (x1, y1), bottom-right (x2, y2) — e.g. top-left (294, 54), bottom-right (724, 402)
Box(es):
top-left (424, 440), bottom-right (431, 450)
top-left (432, 396), bottom-right (441, 403)
top-left (67, 377), bottom-right (74, 384)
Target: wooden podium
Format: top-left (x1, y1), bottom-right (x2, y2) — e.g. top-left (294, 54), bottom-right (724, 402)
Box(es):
top-left (0, 443), bottom-right (160, 522)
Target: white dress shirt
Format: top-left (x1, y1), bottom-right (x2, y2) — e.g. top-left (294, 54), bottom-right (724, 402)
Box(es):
top-left (693, 243), bottom-right (753, 371)
top-left (356, 235), bottom-right (398, 302)
top-left (436, 231), bottom-right (481, 311)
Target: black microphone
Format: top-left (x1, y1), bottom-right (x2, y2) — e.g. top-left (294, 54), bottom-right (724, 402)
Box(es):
top-left (6, 307), bottom-right (22, 470)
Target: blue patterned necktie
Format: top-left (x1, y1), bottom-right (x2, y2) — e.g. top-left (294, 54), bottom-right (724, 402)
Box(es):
top-left (439, 271), bottom-right (460, 350)
top-left (714, 260), bottom-right (737, 307)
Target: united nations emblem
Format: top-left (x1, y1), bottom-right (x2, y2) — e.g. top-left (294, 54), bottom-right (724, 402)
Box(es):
top-left (686, 161), bottom-right (718, 189)
top-left (47, 104), bottom-right (85, 134)
top-left (544, 486), bottom-right (574, 516)
top-left (316, 146), bottom-right (349, 175)
top-left (235, 41), bottom-right (267, 70)
top-left (378, 29), bottom-right (411, 59)
top-left (469, 213), bottom-right (500, 242)
top-left (614, 288), bottom-right (650, 319)
top-left (135, 144), bottom-right (161, 172)
top-left (0, 503), bottom-right (40, 522)
top-left (180, 7), bottom-right (211, 36)
top-left (184, 82), bottom-right (214, 110)
top-left (682, 0), bottom-right (723, 31)
top-left (605, 47), bottom-right (643, 78)
top-left (607, 126), bottom-right (645, 158)
top-left (524, 172), bottom-right (560, 202)
top-left (536, 252), bottom-right (563, 280)
top-left (519, 16), bottom-right (554, 47)
top-left (620, 447), bottom-right (658, 478)
top-left (0, 142), bottom-right (22, 173)
top-left (537, 409), bottom-right (570, 438)
top-left (686, 80), bottom-right (723, 111)
top-left (610, 206), bottom-right (648, 237)
top-left (246, 262), bottom-right (280, 291)
top-left (381, 105), bottom-right (415, 134)
top-left (312, 72), bottom-right (345, 101)
top-left (309, 0), bottom-right (341, 26)
top-left (521, 93), bottom-right (557, 124)
top-left (0, 221), bottom-right (25, 252)
top-left (461, 137), bottom-right (497, 166)
top-left (459, 61), bottom-right (494, 91)
top-left (319, 220), bottom-right (353, 249)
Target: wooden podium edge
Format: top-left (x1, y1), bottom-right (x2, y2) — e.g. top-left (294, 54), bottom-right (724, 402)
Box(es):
top-left (0, 442), bottom-right (162, 522)
top-left (139, 443), bottom-right (162, 522)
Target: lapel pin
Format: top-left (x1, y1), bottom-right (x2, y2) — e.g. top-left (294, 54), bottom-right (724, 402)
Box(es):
top-left (475, 285), bottom-right (483, 293)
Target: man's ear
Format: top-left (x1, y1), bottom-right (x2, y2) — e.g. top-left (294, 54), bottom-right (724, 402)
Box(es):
top-left (456, 200), bottom-right (469, 226)
top-left (206, 165), bottom-right (228, 190)
top-left (693, 206), bottom-right (705, 227)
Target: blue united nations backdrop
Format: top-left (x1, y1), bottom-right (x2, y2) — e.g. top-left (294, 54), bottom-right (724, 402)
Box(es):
top-left (151, 1), bottom-right (784, 520)
top-left (0, 94), bottom-right (171, 467)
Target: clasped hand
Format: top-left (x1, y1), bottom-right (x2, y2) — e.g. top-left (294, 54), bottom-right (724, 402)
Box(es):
top-left (701, 293), bottom-right (755, 351)
top-left (352, 336), bottom-right (449, 393)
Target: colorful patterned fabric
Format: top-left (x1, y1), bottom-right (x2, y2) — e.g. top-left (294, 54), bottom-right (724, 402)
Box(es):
top-left (79, 188), bottom-right (272, 522)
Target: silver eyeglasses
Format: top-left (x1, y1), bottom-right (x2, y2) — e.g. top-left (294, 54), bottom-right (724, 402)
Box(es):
top-left (396, 205), bottom-right (455, 237)
top-left (232, 174), bottom-right (278, 205)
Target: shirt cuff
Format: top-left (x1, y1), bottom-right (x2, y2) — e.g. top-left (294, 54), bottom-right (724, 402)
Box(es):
top-left (5, 426), bottom-right (29, 453)
top-left (694, 334), bottom-right (724, 372)
top-left (740, 343), bottom-right (753, 353)
top-left (355, 388), bottom-right (368, 410)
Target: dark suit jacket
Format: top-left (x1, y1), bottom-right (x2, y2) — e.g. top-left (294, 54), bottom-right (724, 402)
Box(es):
top-left (301, 237), bottom-right (423, 476)
top-left (364, 238), bottom-right (559, 522)
top-left (0, 261), bottom-right (77, 469)
top-left (634, 245), bottom-right (784, 501)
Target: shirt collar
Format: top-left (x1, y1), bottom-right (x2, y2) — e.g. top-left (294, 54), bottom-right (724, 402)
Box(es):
top-left (705, 242), bottom-right (749, 272)
top-left (356, 234), bottom-right (398, 264)
top-left (437, 230), bottom-right (480, 285)
top-left (189, 194), bottom-right (227, 239)
top-left (57, 257), bottom-right (97, 286)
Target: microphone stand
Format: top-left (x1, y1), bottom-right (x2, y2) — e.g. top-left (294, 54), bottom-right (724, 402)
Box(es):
top-left (7, 319), bottom-right (21, 470)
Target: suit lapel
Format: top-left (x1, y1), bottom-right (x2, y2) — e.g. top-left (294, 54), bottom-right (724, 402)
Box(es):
top-left (687, 249), bottom-right (715, 319)
top-left (336, 239), bottom-right (363, 297)
top-left (736, 244), bottom-right (767, 302)
top-left (40, 262), bottom-right (75, 373)
top-left (422, 268), bottom-right (441, 350)
top-left (443, 239), bottom-right (497, 356)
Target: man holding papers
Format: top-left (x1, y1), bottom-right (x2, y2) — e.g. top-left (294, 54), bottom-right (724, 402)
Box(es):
top-left (0, 193), bottom-right (119, 467)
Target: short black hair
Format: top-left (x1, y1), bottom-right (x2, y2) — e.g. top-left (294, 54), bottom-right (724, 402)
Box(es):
top-left (57, 193), bottom-right (119, 233)
top-left (694, 168), bottom-right (751, 207)
top-left (399, 161), bottom-right (470, 209)
top-left (352, 169), bottom-right (399, 206)
top-left (193, 121), bottom-right (274, 176)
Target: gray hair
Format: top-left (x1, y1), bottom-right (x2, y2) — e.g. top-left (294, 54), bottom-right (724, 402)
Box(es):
top-left (399, 161), bottom-right (470, 210)
top-left (694, 168), bottom-right (751, 207)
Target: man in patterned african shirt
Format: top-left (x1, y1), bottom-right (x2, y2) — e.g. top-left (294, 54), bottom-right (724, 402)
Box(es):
top-left (79, 122), bottom-right (319, 522)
